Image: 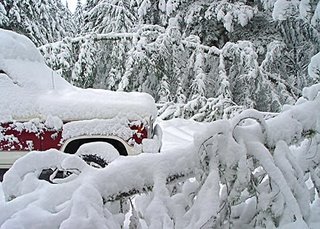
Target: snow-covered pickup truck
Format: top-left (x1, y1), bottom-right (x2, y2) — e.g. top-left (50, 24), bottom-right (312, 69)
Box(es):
top-left (0, 29), bottom-right (161, 169)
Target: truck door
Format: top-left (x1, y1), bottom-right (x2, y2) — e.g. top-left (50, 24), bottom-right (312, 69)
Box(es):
top-left (41, 125), bottom-right (62, 151)
top-left (0, 121), bottom-right (41, 151)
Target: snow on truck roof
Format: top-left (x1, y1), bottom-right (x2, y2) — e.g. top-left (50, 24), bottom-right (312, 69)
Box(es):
top-left (0, 29), bottom-right (157, 122)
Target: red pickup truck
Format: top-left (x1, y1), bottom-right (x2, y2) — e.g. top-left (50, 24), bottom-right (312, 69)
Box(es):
top-left (0, 29), bottom-right (161, 170)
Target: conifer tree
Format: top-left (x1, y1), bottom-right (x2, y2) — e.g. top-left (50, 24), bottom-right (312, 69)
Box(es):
top-left (0, 2), bottom-right (8, 27)
top-left (83, 0), bottom-right (137, 33)
top-left (71, 34), bottom-right (97, 88)
top-left (1, 0), bottom-right (75, 46)
top-left (118, 37), bottom-right (154, 93)
top-left (73, 0), bottom-right (84, 34)
top-left (189, 47), bottom-right (206, 99)
top-left (158, 75), bottom-right (171, 103)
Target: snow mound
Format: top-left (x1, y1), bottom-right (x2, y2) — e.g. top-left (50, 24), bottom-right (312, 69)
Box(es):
top-left (0, 29), bottom-right (72, 92)
top-left (0, 29), bottom-right (44, 63)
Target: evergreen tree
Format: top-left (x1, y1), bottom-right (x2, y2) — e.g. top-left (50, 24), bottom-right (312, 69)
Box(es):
top-left (71, 34), bottom-right (97, 88)
top-left (0, 2), bottom-right (8, 27)
top-left (94, 37), bottom-right (131, 90)
top-left (39, 37), bottom-right (75, 82)
top-left (158, 75), bottom-right (171, 103)
top-left (73, 0), bottom-right (84, 34)
top-left (149, 18), bottom-right (185, 100)
top-left (217, 53), bottom-right (232, 100)
top-left (83, 0), bottom-right (137, 33)
top-left (1, 0), bottom-right (75, 46)
top-left (175, 76), bottom-right (186, 104)
top-left (118, 35), bottom-right (157, 95)
top-left (189, 47), bottom-right (206, 99)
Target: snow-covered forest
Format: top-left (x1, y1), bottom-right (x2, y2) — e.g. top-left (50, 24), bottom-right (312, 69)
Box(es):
top-left (1, 0), bottom-right (320, 228)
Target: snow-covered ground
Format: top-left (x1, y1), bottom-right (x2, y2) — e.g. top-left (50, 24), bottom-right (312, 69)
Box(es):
top-left (0, 111), bottom-right (320, 228)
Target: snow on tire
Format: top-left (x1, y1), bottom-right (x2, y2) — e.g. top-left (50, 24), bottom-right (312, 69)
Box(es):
top-left (75, 142), bottom-right (120, 168)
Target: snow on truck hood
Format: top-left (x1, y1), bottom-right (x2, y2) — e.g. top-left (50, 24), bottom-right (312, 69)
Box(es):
top-left (38, 89), bottom-right (157, 121)
top-left (0, 29), bottom-right (157, 122)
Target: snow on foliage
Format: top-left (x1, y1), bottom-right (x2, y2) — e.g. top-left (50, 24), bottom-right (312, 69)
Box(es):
top-left (1, 2), bottom-right (320, 229)
top-left (308, 52), bottom-right (320, 81)
top-left (39, 27), bottom-right (305, 121)
top-left (83, 0), bottom-right (137, 34)
top-left (1, 84), bottom-right (320, 228)
top-left (206, 1), bottom-right (256, 32)
top-left (271, 0), bottom-right (315, 21)
top-left (0, 0), bottom-right (75, 46)
top-left (73, 0), bottom-right (84, 34)
top-left (28, 0), bottom-right (319, 124)
top-left (311, 1), bottom-right (320, 30)
top-left (3, 0), bottom-right (320, 115)
top-left (71, 33), bottom-right (97, 88)
top-left (0, 3), bottom-right (8, 28)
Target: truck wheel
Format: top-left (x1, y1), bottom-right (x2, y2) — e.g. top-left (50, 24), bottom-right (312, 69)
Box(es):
top-left (75, 142), bottom-right (120, 168)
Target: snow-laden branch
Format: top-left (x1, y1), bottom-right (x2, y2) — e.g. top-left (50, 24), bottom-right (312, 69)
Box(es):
top-left (1, 129), bottom-right (209, 201)
top-left (38, 31), bottom-right (216, 54)
top-left (232, 89), bottom-right (320, 148)
top-left (39, 32), bottom-right (137, 50)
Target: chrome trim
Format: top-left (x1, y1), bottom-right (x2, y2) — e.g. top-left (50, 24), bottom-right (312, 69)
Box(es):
top-left (0, 150), bottom-right (29, 169)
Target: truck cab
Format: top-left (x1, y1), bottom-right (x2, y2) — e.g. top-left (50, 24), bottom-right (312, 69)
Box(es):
top-left (0, 29), bottom-right (161, 169)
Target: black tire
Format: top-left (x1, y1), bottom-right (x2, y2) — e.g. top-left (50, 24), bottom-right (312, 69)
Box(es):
top-left (79, 154), bottom-right (108, 168)
top-left (75, 142), bottom-right (120, 168)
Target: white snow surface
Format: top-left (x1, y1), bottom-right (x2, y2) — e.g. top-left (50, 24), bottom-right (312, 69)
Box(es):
top-left (2, 29), bottom-right (320, 229)
top-left (62, 118), bottom-right (134, 140)
top-left (0, 29), bottom-right (44, 63)
top-left (0, 29), bottom-right (157, 122)
top-left (1, 81), bottom-right (320, 228)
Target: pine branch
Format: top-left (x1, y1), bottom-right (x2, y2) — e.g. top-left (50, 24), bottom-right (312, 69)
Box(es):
top-left (104, 171), bottom-right (194, 202)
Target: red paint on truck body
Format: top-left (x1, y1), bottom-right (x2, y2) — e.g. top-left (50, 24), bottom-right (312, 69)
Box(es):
top-left (129, 123), bottom-right (148, 144)
top-left (0, 122), bottom-right (62, 151)
top-left (0, 120), bottom-right (148, 152)
top-left (41, 130), bottom-right (63, 151)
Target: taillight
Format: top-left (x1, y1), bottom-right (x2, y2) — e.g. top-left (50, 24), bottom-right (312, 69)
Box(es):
top-left (129, 122), bottom-right (148, 144)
